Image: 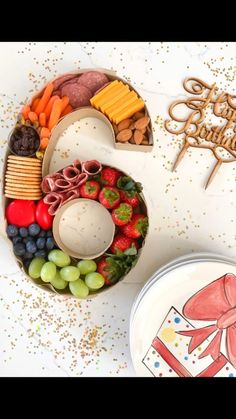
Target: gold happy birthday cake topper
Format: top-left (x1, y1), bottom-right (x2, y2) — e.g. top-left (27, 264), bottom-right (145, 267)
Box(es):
top-left (165, 77), bottom-right (236, 188)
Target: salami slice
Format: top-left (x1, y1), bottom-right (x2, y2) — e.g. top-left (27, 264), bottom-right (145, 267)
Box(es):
top-left (53, 74), bottom-right (78, 91)
top-left (62, 166), bottom-right (80, 181)
top-left (78, 71), bottom-right (109, 94)
top-left (43, 192), bottom-right (61, 205)
top-left (82, 160), bottom-right (102, 176)
top-left (94, 82), bottom-right (111, 96)
top-left (61, 83), bottom-right (92, 108)
top-left (61, 173), bottom-right (88, 191)
top-left (54, 178), bottom-right (73, 189)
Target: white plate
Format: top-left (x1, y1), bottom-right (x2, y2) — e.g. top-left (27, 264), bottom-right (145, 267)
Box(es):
top-left (130, 259), bottom-right (236, 377)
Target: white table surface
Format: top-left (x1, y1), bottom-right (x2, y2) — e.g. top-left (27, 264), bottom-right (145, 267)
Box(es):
top-left (0, 42), bottom-right (236, 376)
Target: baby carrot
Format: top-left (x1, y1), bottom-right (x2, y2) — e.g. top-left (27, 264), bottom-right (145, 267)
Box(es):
top-left (32, 97), bottom-right (40, 112)
top-left (40, 127), bottom-right (51, 139)
top-left (40, 137), bottom-right (49, 150)
top-left (39, 112), bottom-right (46, 127)
top-left (60, 96), bottom-right (69, 113)
top-left (28, 111), bottom-right (38, 123)
top-left (35, 82), bottom-right (54, 115)
top-left (44, 95), bottom-right (59, 120)
top-left (21, 105), bottom-right (31, 120)
top-left (61, 104), bottom-right (73, 117)
top-left (48, 98), bottom-right (62, 131)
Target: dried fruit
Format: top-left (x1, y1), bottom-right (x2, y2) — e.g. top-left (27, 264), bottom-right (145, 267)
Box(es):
top-left (134, 116), bottom-right (150, 130)
top-left (116, 129), bottom-right (132, 142)
top-left (134, 129), bottom-right (143, 145)
top-left (117, 119), bottom-right (131, 131)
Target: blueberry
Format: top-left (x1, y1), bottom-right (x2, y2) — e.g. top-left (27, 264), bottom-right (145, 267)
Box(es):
top-left (38, 230), bottom-right (46, 238)
top-left (23, 236), bottom-right (33, 244)
top-left (46, 230), bottom-right (53, 237)
top-left (34, 249), bottom-right (47, 258)
top-left (7, 224), bottom-right (18, 238)
top-left (46, 237), bottom-right (55, 250)
top-left (13, 242), bottom-right (26, 256)
top-left (28, 223), bottom-right (40, 237)
top-left (12, 236), bottom-right (22, 245)
top-left (36, 237), bottom-right (46, 250)
top-left (26, 240), bottom-right (37, 254)
top-left (19, 227), bottom-right (28, 238)
top-left (24, 252), bottom-right (33, 259)
top-left (23, 259), bottom-right (32, 270)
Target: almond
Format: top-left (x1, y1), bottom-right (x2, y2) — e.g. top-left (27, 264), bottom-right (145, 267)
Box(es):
top-left (129, 122), bottom-right (136, 130)
top-left (134, 116), bottom-right (150, 130)
top-left (141, 136), bottom-right (149, 145)
top-left (134, 129), bottom-right (143, 145)
top-left (141, 128), bottom-right (146, 134)
top-left (116, 129), bottom-right (132, 142)
top-left (133, 111), bottom-right (145, 120)
top-left (129, 136), bottom-right (136, 144)
top-left (117, 118), bottom-right (132, 131)
top-left (113, 123), bottom-right (119, 135)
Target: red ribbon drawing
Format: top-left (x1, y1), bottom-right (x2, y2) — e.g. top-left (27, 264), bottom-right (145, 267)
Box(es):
top-left (177, 273), bottom-right (236, 366)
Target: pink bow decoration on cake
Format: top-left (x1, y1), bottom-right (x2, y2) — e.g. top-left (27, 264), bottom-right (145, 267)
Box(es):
top-left (177, 273), bottom-right (236, 366)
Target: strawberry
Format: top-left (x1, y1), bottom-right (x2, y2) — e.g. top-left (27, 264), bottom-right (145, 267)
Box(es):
top-left (111, 203), bottom-right (133, 226)
top-left (101, 167), bottom-right (121, 187)
top-left (79, 180), bottom-right (101, 200)
top-left (99, 186), bottom-right (120, 209)
top-left (121, 214), bottom-right (148, 238)
top-left (119, 190), bottom-right (140, 208)
top-left (110, 234), bottom-right (138, 254)
top-left (97, 258), bottom-right (121, 285)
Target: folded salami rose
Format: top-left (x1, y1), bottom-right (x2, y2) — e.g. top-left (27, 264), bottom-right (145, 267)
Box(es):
top-left (82, 160), bottom-right (102, 176)
top-left (54, 179), bottom-right (73, 189)
top-left (61, 188), bottom-right (81, 205)
top-left (73, 159), bottom-right (81, 171)
top-left (62, 166), bottom-right (80, 181)
top-left (41, 173), bottom-right (63, 193)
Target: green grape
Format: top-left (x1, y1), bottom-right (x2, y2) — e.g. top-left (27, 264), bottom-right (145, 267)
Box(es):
top-left (69, 279), bottom-right (89, 298)
top-left (41, 261), bottom-right (56, 282)
top-left (77, 259), bottom-right (97, 275)
top-left (28, 257), bottom-right (46, 279)
top-left (85, 272), bottom-right (105, 290)
top-left (50, 270), bottom-right (68, 290)
top-left (48, 249), bottom-right (71, 267)
top-left (60, 266), bottom-right (80, 282)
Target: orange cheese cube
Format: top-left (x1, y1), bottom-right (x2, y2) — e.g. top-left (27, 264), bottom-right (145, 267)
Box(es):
top-left (92, 82), bottom-right (125, 109)
top-left (113, 99), bottom-right (145, 124)
top-left (105, 91), bottom-right (137, 116)
top-left (90, 80), bottom-right (118, 106)
top-left (100, 85), bottom-right (130, 113)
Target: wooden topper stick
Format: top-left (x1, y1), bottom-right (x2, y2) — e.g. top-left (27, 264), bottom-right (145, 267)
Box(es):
top-left (172, 141), bottom-right (190, 171)
top-left (205, 160), bottom-right (222, 189)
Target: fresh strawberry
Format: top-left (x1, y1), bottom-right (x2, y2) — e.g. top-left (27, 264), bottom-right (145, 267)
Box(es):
top-left (110, 234), bottom-right (138, 254)
top-left (119, 190), bottom-right (140, 208)
top-left (79, 180), bottom-right (101, 200)
top-left (101, 167), bottom-right (121, 187)
top-left (97, 257), bottom-right (122, 285)
top-left (111, 203), bottom-right (133, 226)
top-left (121, 213), bottom-right (148, 238)
top-left (99, 186), bottom-right (120, 209)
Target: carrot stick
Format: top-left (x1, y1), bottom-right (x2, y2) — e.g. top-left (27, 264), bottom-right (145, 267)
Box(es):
top-left (32, 98), bottom-right (40, 112)
top-left (39, 112), bottom-right (46, 127)
top-left (21, 105), bottom-right (31, 119)
top-left (61, 104), bottom-right (73, 117)
top-left (60, 96), bottom-right (69, 113)
top-left (28, 111), bottom-right (38, 123)
top-left (35, 82), bottom-right (54, 115)
top-left (48, 98), bottom-right (62, 131)
top-left (44, 95), bottom-right (59, 120)
top-left (40, 137), bottom-right (49, 150)
top-left (40, 127), bottom-right (51, 139)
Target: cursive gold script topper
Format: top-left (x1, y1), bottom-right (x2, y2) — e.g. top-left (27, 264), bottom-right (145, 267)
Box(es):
top-left (165, 77), bottom-right (236, 188)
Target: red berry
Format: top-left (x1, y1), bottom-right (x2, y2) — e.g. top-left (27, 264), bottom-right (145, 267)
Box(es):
top-left (121, 214), bottom-right (148, 239)
top-left (111, 203), bottom-right (133, 226)
top-left (101, 167), bottom-right (121, 187)
top-left (110, 234), bottom-right (138, 254)
top-left (79, 180), bottom-right (101, 200)
top-left (99, 186), bottom-right (120, 209)
top-left (97, 257), bottom-right (122, 285)
top-left (119, 190), bottom-right (140, 208)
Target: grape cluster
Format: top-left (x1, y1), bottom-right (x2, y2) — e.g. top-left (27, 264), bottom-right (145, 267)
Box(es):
top-left (6, 223), bottom-right (58, 268)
